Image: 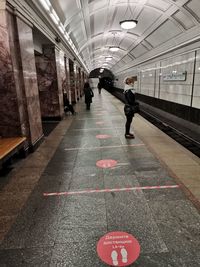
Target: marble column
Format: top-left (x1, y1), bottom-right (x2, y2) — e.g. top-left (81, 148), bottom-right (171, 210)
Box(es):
top-left (81, 70), bottom-right (84, 96)
top-left (16, 17), bottom-right (43, 145)
top-left (35, 45), bottom-right (64, 119)
top-left (64, 57), bottom-right (71, 103)
top-left (0, 4), bottom-right (43, 149)
top-left (77, 67), bottom-right (81, 99)
top-left (78, 68), bottom-right (82, 97)
top-left (69, 59), bottom-right (76, 103)
top-left (55, 49), bottom-right (64, 116)
top-left (0, 1), bottom-right (21, 137)
top-left (7, 10), bottom-right (30, 142)
top-left (74, 65), bottom-right (78, 101)
top-left (60, 52), bottom-right (67, 95)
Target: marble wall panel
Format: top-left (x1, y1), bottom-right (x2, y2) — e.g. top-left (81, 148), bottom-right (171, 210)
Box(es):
top-left (74, 64), bottom-right (78, 102)
top-left (140, 67), bottom-right (156, 97)
top-left (69, 60), bottom-right (76, 103)
top-left (193, 50), bottom-right (200, 108)
top-left (16, 17), bottom-right (43, 144)
top-left (76, 67), bottom-right (81, 100)
top-left (55, 49), bottom-right (64, 116)
top-left (64, 57), bottom-right (71, 102)
top-left (136, 51), bottom-right (197, 107)
top-left (158, 52), bottom-right (195, 105)
top-left (7, 12), bottom-right (30, 142)
top-left (0, 7), bottom-right (21, 137)
top-left (81, 70), bottom-right (84, 96)
top-left (60, 52), bottom-right (67, 94)
top-left (35, 45), bottom-right (63, 118)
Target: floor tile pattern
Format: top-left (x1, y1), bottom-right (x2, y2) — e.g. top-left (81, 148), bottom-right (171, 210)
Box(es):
top-left (0, 90), bottom-right (199, 266)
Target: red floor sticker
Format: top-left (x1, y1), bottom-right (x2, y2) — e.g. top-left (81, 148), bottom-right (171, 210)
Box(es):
top-left (96, 134), bottom-right (111, 139)
top-left (96, 159), bottom-right (117, 168)
top-left (43, 185), bottom-right (180, 197)
top-left (97, 231), bottom-right (140, 266)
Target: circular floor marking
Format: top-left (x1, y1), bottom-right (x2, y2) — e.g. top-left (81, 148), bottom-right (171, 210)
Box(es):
top-left (96, 134), bottom-right (111, 139)
top-left (96, 159), bottom-right (117, 168)
top-left (97, 231), bottom-right (140, 266)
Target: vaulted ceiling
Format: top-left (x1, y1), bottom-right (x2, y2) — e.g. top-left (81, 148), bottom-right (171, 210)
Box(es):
top-left (38, 0), bottom-right (200, 73)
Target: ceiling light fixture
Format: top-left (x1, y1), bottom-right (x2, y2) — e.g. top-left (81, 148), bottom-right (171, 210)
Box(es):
top-left (109, 32), bottom-right (120, 52)
top-left (105, 56), bottom-right (113, 61)
top-left (120, 20), bottom-right (138, 30)
top-left (109, 47), bottom-right (119, 52)
top-left (120, 0), bottom-right (138, 30)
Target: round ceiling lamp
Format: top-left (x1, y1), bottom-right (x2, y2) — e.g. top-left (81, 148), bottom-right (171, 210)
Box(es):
top-left (109, 32), bottom-right (120, 52)
top-left (105, 56), bottom-right (113, 61)
top-left (120, 19), bottom-right (138, 30)
top-left (120, 0), bottom-right (138, 30)
top-left (109, 46), bottom-right (119, 52)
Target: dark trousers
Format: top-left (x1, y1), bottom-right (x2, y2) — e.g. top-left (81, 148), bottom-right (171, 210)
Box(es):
top-left (86, 103), bottom-right (90, 110)
top-left (125, 115), bottom-right (133, 134)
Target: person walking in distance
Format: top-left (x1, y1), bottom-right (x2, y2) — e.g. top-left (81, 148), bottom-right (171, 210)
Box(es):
top-left (83, 82), bottom-right (94, 110)
top-left (97, 81), bottom-right (102, 94)
top-left (123, 77), bottom-right (136, 139)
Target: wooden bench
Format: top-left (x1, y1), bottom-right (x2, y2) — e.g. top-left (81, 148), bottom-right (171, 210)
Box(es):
top-left (0, 137), bottom-right (26, 168)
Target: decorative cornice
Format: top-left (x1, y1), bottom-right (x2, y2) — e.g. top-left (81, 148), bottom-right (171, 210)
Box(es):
top-left (13, 8), bottom-right (33, 28)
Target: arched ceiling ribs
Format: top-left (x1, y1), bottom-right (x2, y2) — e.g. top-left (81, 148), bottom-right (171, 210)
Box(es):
top-left (184, 3), bottom-right (200, 24)
top-left (167, 0), bottom-right (200, 25)
top-left (63, 10), bottom-right (82, 28)
top-left (89, 1), bottom-right (164, 17)
top-left (66, 0), bottom-right (189, 63)
top-left (168, 15), bottom-right (186, 32)
top-left (40, 0), bottom-right (200, 72)
top-left (92, 53), bottom-right (122, 61)
top-left (79, 31), bottom-right (139, 53)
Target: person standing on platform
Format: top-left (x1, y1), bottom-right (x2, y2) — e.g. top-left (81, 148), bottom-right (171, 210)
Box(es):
top-left (123, 77), bottom-right (136, 139)
top-left (84, 82), bottom-right (94, 110)
top-left (97, 81), bottom-right (102, 94)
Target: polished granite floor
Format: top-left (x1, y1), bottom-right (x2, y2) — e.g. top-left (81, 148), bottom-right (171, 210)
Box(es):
top-left (0, 90), bottom-right (200, 266)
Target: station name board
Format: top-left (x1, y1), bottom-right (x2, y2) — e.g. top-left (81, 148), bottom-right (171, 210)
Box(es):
top-left (163, 71), bottom-right (187, 81)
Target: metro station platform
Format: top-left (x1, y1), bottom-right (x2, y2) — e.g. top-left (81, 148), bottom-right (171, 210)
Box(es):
top-left (0, 90), bottom-right (200, 266)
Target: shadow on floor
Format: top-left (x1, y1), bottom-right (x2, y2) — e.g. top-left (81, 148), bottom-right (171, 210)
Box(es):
top-left (42, 121), bottom-right (59, 137)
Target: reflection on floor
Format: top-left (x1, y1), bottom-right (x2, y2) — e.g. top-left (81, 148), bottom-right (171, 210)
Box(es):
top-left (0, 90), bottom-right (199, 266)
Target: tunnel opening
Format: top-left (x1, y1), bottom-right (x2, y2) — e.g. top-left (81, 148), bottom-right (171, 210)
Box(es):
top-left (89, 68), bottom-right (114, 90)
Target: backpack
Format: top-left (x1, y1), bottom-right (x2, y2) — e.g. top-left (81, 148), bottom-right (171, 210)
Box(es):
top-left (124, 101), bottom-right (140, 116)
top-left (124, 104), bottom-right (134, 116)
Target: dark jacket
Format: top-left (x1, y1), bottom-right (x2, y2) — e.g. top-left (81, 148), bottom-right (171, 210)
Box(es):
top-left (84, 83), bottom-right (94, 104)
top-left (124, 89), bottom-right (135, 105)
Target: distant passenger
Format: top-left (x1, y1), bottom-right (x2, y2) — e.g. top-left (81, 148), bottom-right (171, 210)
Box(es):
top-left (84, 82), bottom-right (94, 110)
top-left (123, 77), bottom-right (136, 139)
top-left (97, 82), bottom-right (102, 94)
